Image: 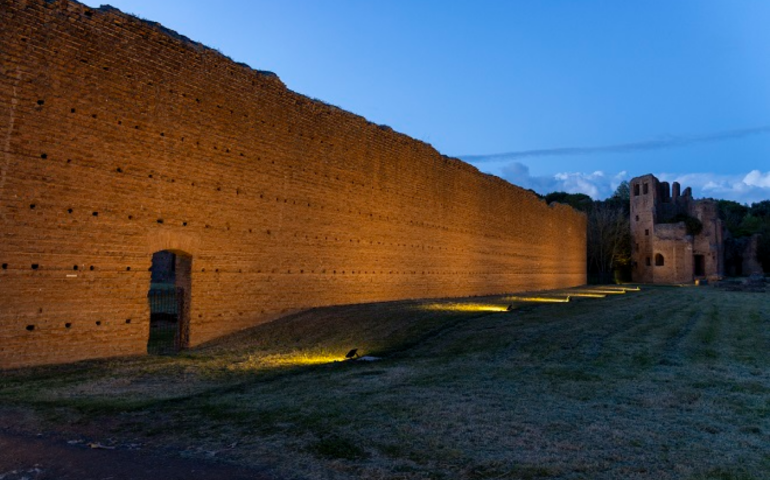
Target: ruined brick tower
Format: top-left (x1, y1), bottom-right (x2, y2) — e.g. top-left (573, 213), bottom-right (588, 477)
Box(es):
top-left (630, 174), bottom-right (723, 283)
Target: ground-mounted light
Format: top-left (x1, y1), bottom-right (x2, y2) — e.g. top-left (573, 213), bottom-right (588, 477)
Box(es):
top-left (560, 292), bottom-right (607, 298)
top-left (420, 303), bottom-right (511, 313)
top-left (504, 295), bottom-right (571, 303)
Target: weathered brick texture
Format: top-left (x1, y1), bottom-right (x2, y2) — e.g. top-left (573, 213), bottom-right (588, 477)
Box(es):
top-left (0, 0), bottom-right (586, 369)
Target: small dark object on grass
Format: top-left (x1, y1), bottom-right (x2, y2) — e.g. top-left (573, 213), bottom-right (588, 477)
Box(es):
top-left (345, 348), bottom-right (359, 359)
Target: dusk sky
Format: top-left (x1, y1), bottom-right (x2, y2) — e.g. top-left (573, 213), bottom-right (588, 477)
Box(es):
top-left (81, 0), bottom-right (770, 204)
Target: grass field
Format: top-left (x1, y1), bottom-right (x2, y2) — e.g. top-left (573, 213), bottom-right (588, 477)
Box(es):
top-left (1, 285), bottom-right (769, 479)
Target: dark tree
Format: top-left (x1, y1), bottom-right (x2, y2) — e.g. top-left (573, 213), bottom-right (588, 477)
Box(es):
top-left (546, 183), bottom-right (631, 283)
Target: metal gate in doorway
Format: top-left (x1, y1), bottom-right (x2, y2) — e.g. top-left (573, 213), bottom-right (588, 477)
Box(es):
top-left (147, 286), bottom-right (185, 355)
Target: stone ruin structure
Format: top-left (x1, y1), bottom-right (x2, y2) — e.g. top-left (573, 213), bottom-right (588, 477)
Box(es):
top-left (630, 174), bottom-right (762, 284)
top-left (0, 0), bottom-right (586, 369)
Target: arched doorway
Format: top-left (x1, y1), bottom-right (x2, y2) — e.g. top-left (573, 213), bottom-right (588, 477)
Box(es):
top-left (147, 250), bottom-right (192, 354)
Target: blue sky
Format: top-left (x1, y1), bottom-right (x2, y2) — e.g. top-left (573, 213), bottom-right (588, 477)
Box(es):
top-left (81, 0), bottom-right (770, 204)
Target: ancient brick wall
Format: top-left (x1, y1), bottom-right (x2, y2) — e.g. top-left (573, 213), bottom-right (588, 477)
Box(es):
top-left (0, 0), bottom-right (586, 369)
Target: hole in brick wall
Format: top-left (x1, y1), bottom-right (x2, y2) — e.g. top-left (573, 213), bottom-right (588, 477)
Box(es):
top-left (71, 108), bottom-right (76, 113)
top-left (84, 10), bottom-right (93, 17)
top-left (92, 212), bottom-right (98, 216)
top-left (215, 268), bottom-right (219, 272)
top-left (73, 265), bottom-right (78, 270)
top-left (160, 132), bottom-right (165, 137)
top-left (157, 219), bottom-right (164, 224)
top-left (135, 125), bottom-right (139, 129)
top-left (65, 323), bottom-right (72, 329)
top-left (126, 266), bottom-right (131, 271)
top-left (1, 263), bottom-right (7, 269)
top-left (66, 159), bottom-right (71, 163)
top-left (95, 321), bottom-right (102, 326)
top-left (205, 224), bottom-right (210, 229)
top-left (37, 100), bottom-right (44, 106)
top-left (103, 66), bottom-right (109, 71)
top-left (40, 153), bottom-right (47, 159)
top-left (125, 319), bottom-right (131, 324)
top-left (201, 268), bottom-right (205, 272)
top-left (31, 264), bottom-right (39, 270)
top-left (89, 265), bottom-right (95, 271)
top-left (118, 120), bottom-right (122, 125)
top-left (216, 187), bottom-right (221, 191)
top-left (67, 208), bottom-right (73, 214)
top-left (30, 204), bottom-right (36, 209)
top-left (116, 167), bottom-right (122, 173)
top-left (26, 325), bottom-right (35, 331)
top-left (128, 215), bottom-right (133, 220)
top-left (182, 222), bottom-right (188, 226)
top-left (91, 114), bottom-right (97, 119)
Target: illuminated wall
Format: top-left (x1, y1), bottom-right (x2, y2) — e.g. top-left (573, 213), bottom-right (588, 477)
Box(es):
top-left (0, 0), bottom-right (586, 369)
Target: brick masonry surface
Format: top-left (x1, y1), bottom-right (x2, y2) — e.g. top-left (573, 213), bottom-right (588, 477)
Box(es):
top-left (0, 0), bottom-right (586, 369)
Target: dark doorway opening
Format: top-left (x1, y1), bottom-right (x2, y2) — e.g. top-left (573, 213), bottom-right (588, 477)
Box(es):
top-left (148, 250), bottom-right (191, 355)
top-left (693, 254), bottom-right (706, 277)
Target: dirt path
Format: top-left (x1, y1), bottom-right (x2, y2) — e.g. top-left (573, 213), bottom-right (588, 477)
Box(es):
top-left (0, 430), bottom-right (275, 480)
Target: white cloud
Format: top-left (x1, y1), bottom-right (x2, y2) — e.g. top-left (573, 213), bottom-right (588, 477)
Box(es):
top-left (496, 162), bottom-right (628, 199)
top-left (743, 170), bottom-right (770, 188)
top-left (657, 171), bottom-right (770, 204)
top-left (471, 159), bottom-right (770, 204)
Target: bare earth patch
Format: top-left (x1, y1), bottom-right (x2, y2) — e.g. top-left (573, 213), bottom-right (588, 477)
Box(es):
top-left (1, 286), bottom-right (769, 479)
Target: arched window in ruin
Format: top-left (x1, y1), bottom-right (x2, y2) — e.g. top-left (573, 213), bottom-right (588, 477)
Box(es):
top-left (148, 250), bottom-right (192, 354)
top-left (655, 253), bottom-right (665, 266)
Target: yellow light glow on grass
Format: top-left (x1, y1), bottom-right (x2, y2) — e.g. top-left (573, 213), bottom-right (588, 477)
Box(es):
top-left (421, 303), bottom-right (511, 313)
top-left (504, 296), bottom-right (571, 303)
top-left (228, 351), bottom-right (342, 371)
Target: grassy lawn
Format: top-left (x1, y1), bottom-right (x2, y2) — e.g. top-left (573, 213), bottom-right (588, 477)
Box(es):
top-left (1, 286), bottom-right (769, 479)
